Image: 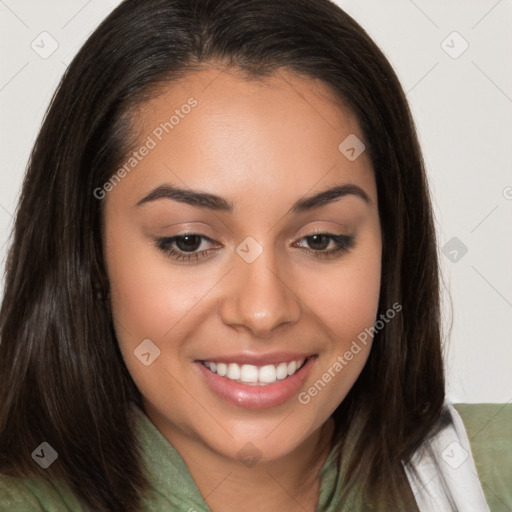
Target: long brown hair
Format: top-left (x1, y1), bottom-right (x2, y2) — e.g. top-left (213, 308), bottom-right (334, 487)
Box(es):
top-left (0, 1), bottom-right (445, 510)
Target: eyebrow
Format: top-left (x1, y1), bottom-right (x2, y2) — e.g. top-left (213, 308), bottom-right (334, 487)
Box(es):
top-left (135, 183), bottom-right (370, 213)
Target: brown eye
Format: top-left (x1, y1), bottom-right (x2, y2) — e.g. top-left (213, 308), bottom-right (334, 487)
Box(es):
top-left (174, 235), bottom-right (203, 252)
top-left (154, 234), bottom-right (219, 262)
top-left (295, 233), bottom-right (355, 259)
top-left (305, 234), bottom-right (331, 251)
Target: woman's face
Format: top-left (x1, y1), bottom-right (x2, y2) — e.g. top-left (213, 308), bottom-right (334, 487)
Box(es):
top-left (103, 67), bottom-right (381, 463)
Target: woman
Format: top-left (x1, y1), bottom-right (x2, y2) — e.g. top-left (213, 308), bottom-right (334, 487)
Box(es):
top-left (0, 0), bottom-right (490, 511)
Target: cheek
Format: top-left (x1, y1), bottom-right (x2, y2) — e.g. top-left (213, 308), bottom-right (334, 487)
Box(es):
top-left (297, 237), bottom-right (381, 409)
top-left (308, 244), bottom-right (382, 344)
top-left (109, 260), bottom-right (204, 340)
top-left (105, 222), bottom-right (210, 342)
top-left (107, 245), bottom-right (170, 339)
top-left (104, 231), bottom-right (202, 408)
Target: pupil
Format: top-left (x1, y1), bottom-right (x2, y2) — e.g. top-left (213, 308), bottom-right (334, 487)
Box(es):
top-left (177, 235), bottom-right (200, 252)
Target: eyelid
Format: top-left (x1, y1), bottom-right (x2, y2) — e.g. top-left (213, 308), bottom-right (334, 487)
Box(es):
top-left (156, 233), bottom-right (219, 250)
top-left (291, 221), bottom-right (350, 238)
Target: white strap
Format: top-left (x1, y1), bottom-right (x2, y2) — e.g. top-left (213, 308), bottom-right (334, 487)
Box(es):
top-left (403, 402), bottom-right (490, 512)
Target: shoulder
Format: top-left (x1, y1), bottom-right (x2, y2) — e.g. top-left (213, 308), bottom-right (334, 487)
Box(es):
top-left (0, 473), bottom-right (86, 511)
top-left (454, 402), bottom-right (512, 512)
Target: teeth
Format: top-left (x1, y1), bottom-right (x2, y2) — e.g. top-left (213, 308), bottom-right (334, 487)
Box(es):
top-left (276, 362), bottom-right (288, 380)
top-left (202, 358), bottom-right (307, 385)
top-left (240, 364), bottom-right (259, 383)
top-left (259, 364), bottom-right (276, 383)
top-left (227, 363), bottom-right (241, 380)
top-left (216, 362), bottom-right (227, 377)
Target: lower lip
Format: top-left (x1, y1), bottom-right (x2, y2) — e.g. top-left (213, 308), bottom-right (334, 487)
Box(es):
top-left (195, 357), bottom-right (316, 409)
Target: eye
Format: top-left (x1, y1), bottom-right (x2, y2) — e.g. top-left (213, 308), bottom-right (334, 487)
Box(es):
top-left (295, 233), bottom-right (355, 259)
top-left (154, 231), bottom-right (355, 263)
top-left (154, 234), bottom-right (219, 262)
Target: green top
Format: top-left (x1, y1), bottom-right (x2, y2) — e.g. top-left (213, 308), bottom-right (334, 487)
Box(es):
top-left (0, 403), bottom-right (510, 511)
top-left (452, 403), bottom-right (512, 512)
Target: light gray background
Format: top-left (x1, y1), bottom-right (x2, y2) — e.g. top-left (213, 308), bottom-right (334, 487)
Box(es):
top-left (1, 0), bottom-right (511, 403)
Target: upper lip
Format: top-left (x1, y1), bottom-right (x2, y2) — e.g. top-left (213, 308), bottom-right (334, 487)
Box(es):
top-left (196, 352), bottom-right (314, 366)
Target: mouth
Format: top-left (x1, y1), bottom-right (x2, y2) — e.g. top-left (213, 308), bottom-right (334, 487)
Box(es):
top-left (194, 354), bottom-right (317, 409)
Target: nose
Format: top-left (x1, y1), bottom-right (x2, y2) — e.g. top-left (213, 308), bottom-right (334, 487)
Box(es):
top-left (219, 245), bottom-right (302, 338)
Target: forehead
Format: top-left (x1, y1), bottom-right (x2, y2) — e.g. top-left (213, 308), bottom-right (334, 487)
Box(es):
top-left (138, 65), bottom-right (354, 125)
top-left (113, 66), bottom-right (375, 207)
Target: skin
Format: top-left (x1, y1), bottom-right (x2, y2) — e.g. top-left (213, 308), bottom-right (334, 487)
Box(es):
top-left (103, 66), bottom-right (382, 512)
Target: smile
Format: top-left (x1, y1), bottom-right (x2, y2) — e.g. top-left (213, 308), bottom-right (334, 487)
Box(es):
top-left (195, 355), bottom-right (316, 409)
top-left (201, 358), bottom-right (307, 386)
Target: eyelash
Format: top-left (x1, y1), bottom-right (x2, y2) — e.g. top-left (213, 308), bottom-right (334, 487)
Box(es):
top-left (154, 232), bottom-right (355, 263)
